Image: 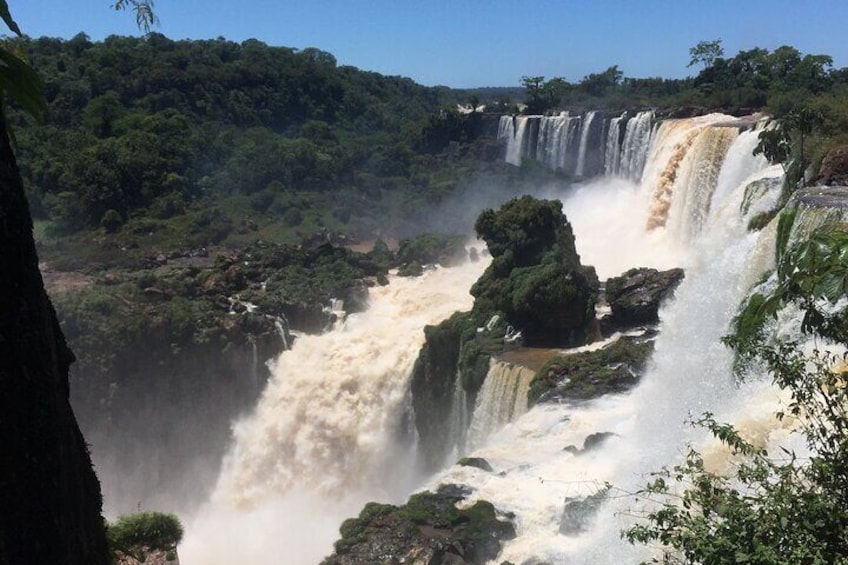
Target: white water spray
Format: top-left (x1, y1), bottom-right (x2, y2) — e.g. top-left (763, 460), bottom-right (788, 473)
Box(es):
top-left (433, 115), bottom-right (786, 563)
top-left (181, 259), bottom-right (488, 564)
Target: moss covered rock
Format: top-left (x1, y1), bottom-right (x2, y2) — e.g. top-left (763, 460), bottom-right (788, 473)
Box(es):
top-left (471, 196), bottom-right (598, 346)
top-left (529, 335), bottom-right (654, 405)
top-left (324, 487), bottom-right (515, 565)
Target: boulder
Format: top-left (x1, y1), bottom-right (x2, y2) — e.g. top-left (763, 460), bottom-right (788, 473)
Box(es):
top-left (559, 488), bottom-right (608, 535)
top-left (458, 457), bottom-right (494, 472)
top-left (605, 267), bottom-right (684, 327)
top-left (472, 196), bottom-right (599, 346)
top-left (815, 145), bottom-right (848, 186)
top-left (323, 488), bottom-right (515, 565)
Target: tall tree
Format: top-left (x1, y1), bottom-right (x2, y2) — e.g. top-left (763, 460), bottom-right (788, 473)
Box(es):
top-left (688, 39), bottom-right (724, 70)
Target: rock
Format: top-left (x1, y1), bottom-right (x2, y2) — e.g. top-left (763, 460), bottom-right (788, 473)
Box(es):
top-left (0, 113), bottom-right (110, 562)
top-left (559, 488), bottom-right (608, 535)
top-left (458, 457), bottom-right (494, 472)
top-left (530, 335), bottom-right (654, 405)
top-left (606, 267), bottom-right (684, 327)
top-left (471, 196), bottom-right (599, 347)
top-left (324, 491), bottom-right (515, 565)
top-left (815, 145), bottom-right (848, 186)
top-left (582, 432), bottom-right (616, 451)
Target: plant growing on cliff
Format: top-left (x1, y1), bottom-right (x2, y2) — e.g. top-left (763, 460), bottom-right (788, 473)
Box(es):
top-left (107, 512), bottom-right (183, 559)
top-left (625, 228), bottom-right (848, 564)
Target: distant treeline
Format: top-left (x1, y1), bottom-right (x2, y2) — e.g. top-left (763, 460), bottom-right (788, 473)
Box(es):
top-left (10, 33), bottom-right (519, 237)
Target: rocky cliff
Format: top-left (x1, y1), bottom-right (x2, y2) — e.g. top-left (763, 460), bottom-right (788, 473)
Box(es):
top-left (0, 120), bottom-right (109, 563)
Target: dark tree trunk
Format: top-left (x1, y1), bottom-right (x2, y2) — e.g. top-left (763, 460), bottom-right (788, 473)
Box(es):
top-left (0, 115), bottom-right (110, 564)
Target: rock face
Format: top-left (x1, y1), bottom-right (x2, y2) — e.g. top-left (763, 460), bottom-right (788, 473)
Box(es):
top-left (815, 145), bottom-right (848, 186)
top-left (605, 267), bottom-right (685, 327)
top-left (323, 487), bottom-right (515, 565)
top-left (0, 122), bottom-right (109, 562)
top-left (559, 488), bottom-right (609, 535)
top-left (530, 333), bottom-right (655, 405)
top-left (472, 196), bottom-right (599, 346)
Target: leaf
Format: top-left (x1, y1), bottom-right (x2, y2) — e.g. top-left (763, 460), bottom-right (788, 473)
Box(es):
top-left (0, 0), bottom-right (21, 36)
top-left (0, 48), bottom-right (46, 122)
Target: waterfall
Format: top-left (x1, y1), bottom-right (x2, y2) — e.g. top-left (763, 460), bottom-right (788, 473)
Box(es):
top-left (575, 111), bottom-right (597, 177)
top-left (500, 110), bottom-right (652, 179)
top-left (618, 110), bottom-right (655, 180)
top-left (181, 112), bottom-right (803, 565)
top-left (603, 113), bottom-right (625, 175)
top-left (465, 359), bottom-right (536, 451)
top-left (180, 259), bottom-right (488, 565)
top-left (432, 114), bottom-right (786, 563)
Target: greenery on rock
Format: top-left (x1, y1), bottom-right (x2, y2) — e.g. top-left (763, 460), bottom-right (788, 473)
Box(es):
top-left (471, 196), bottom-right (598, 346)
top-left (326, 489), bottom-right (514, 565)
top-left (107, 512), bottom-right (183, 558)
top-left (627, 226), bottom-right (848, 564)
top-left (529, 336), bottom-right (654, 405)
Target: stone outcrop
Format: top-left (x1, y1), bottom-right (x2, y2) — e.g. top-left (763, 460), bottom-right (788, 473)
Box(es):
top-left (815, 145), bottom-right (848, 186)
top-left (0, 118), bottom-right (109, 562)
top-left (471, 196), bottom-right (599, 346)
top-left (323, 487), bottom-right (515, 565)
top-left (559, 488), bottom-right (609, 535)
top-left (605, 267), bottom-right (685, 327)
top-left (529, 333), bottom-right (655, 405)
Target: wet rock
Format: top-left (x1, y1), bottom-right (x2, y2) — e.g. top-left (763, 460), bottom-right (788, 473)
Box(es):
top-left (530, 335), bottom-right (654, 405)
top-left (458, 457), bottom-right (494, 472)
top-left (815, 145), bottom-right (848, 186)
top-left (605, 267), bottom-right (684, 327)
top-left (324, 490), bottom-right (515, 565)
top-left (582, 431), bottom-right (616, 451)
top-left (559, 488), bottom-right (608, 535)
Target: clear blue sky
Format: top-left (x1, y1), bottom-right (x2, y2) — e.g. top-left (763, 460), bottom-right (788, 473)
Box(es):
top-left (11, 0), bottom-right (848, 88)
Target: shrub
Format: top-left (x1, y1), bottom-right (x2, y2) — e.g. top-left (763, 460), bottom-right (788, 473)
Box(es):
top-left (107, 511), bottom-right (183, 554)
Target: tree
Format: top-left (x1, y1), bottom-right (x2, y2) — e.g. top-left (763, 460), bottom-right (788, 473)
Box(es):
top-left (579, 65), bottom-right (623, 97)
top-left (625, 227), bottom-right (848, 564)
top-left (112, 0), bottom-right (158, 33)
top-left (786, 106), bottom-right (824, 173)
top-left (688, 40), bottom-right (724, 70)
top-left (753, 124), bottom-right (792, 169)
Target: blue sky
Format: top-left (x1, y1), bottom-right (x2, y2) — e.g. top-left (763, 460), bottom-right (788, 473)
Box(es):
top-left (11, 0), bottom-right (848, 88)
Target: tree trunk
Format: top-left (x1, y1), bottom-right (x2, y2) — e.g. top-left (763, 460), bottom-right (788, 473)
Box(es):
top-left (0, 114), bottom-right (110, 564)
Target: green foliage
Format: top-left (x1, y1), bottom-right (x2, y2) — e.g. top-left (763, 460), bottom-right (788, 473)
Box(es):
top-left (107, 512), bottom-right (183, 554)
top-left (529, 337), bottom-right (653, 404)
top-left (472, 196), bottom-right (597, 346)
top-left (335, 502), bottom-right (395, 552)
top-left (396, 232), bottom-right (466, 270)
top-left (753, 125), bottom-right (791, 168)
top-left (688, 40), bottom-right (724, 70)
top-left (628, 226), bottom-right (848, 564)
top-left (112, 0), bottom-right (158, 33)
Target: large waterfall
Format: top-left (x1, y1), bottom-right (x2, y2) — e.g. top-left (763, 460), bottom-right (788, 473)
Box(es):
top-left (500, 110), bottom-right (655, 180)
top-left (436, 115), bottom-right (785, 563)
top-left (181, 112), bottom-right (794, 564)
top-left (180, 261), bottom-right (488, 564)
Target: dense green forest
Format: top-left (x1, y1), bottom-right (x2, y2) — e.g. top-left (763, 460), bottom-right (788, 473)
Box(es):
top-left (13, 34), bottom-right (848, 266)
top-left (9, 33), bottom-right (525, 264)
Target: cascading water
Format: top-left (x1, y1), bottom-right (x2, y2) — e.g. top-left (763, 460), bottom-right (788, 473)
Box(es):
top-left (433, 115), bottom-right (786, 563)
top-left (575, 111), bottom-right (597, 177)
top-left (180, 259), bottom-right (488, 565)
top-left (465, 359), bottom-right (536, 451)
top-left (501, 110), bottom-right (654, 181)
top-left (182, 112), bottom-right (796, 565)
